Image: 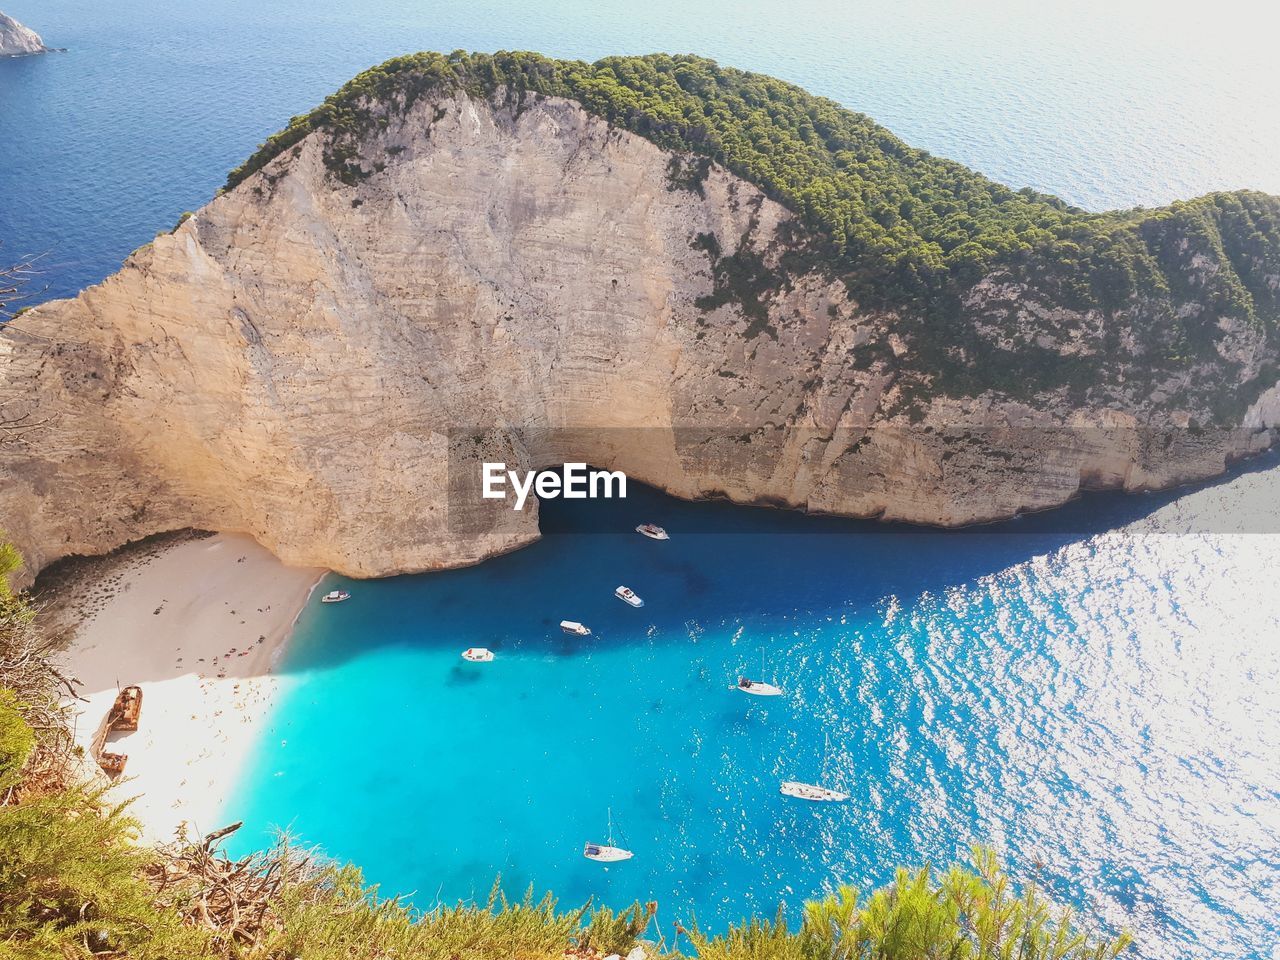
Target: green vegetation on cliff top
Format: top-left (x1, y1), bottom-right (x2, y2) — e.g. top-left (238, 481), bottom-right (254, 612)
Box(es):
top-left (225, 51), bottom-right (1280, 327)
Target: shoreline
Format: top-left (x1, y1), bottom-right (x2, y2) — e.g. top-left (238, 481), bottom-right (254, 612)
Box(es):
top-left (46, 533), bottom-right (325, 844)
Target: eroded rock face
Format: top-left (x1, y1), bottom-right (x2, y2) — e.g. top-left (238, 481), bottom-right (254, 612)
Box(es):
top-left (0, 12), bottom-right (48, 57)
top-left (1, 92), bottom-right (1276, 585)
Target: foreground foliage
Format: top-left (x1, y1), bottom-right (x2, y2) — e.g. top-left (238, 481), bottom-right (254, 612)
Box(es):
top-left (0, 778), bottom-right (210, 959)
top-left (689, 848), bottom-right (1130, 960)
top-left (0, 747), bottom-right (649, 959)
top-left (147, 816), bottom-right (652, 959)
top-left (0, 776), bottom-right (1132, 960)
top-left (0, 767), bottom-right (1133, 960)
top-left (0, 543), bottom-right (75, 798)
top-left (256, 872), bottom-right (649, 960)
top-left (0, 688), bottom-right (34, 793)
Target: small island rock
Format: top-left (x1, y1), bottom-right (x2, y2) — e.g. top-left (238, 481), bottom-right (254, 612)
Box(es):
top-left (0, 10), bottom-right (50, 57)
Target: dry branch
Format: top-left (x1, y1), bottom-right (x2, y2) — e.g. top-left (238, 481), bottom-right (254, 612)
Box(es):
top-left (149, 823), bottom-right (325, 953)
top-left (0, 593), bottom-right (81, 799)
top-left (0, 245), bottom-right (48, 319)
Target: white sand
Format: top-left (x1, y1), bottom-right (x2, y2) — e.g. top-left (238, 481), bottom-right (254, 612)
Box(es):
top-left (58, 533), bottom-right (324, 843)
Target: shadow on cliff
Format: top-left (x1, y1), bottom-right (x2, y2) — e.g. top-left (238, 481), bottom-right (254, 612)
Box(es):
top-left (275, 448), bottom-right (1280, 676)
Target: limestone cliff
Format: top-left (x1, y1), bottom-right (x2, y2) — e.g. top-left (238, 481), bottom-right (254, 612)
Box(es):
top-left (0, 11), bottom-right (48, 57)
top-left (2, 61), bottom-right (1278, 586)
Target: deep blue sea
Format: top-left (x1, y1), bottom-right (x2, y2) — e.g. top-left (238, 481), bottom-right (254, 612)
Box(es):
top-left (4, 2), bottom-right (1280, 957)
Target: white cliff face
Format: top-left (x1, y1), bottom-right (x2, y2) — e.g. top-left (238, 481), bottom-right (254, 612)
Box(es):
top-left (0, 12), bottom-right (48, 56)
top-left (0, 91), bottom-right (1275, 585)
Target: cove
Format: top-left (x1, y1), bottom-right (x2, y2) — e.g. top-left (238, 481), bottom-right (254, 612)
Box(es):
top-left (226, 455), bottom-right (1280, 960)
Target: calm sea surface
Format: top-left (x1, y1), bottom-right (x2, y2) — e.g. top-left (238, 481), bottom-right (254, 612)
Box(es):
top-left (3, 0), bottom-right (1280, 301)
top-left (3, 2), bottom-right (1280, 957)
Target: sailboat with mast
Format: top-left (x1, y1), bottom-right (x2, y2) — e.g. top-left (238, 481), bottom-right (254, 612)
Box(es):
top-left (583, 807), bottom-right (633, 862)
top-left (780, 733), bottom-right (849, 802)
top-left (735, 646), bottom-right (782, 697)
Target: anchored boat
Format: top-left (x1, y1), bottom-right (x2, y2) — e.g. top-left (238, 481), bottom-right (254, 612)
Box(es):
top-left (583, 842), bottom-right (633, 863)
top-left (584, 808), bottom-right (633, 862)
top-left (560, 620), bottom-right (592, 636)
top-left (635, 523), bottom-right (669, 540)
top-left (615, 586), bottom-right (644, 607)
top-left (736, 647), bottom-right (783, 696)
top-left (461, 647), bottom-right (494, 662)
top-left (781, 733), bottom-right (847, 801)
top-left (321, 589), bottom-right (350, 604)
top-left (780, 781), bottom-right (849, 802)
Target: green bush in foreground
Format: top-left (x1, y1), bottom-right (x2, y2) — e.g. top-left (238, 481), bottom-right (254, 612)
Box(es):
top-left (689, 847), bottom-right (1130, 960)
top-left (0, 784), bottom-right (1134, 960)
top-left (0, 764), bottom-right (1131, 960)
top-left (0, 689), bottom-right (34, 793)
top-left (256, 871), bottom-right (649, 960)
top-left (260, 847), bottom-right (1133, 960)
top-left (0, 784), bottom-right (210, 958)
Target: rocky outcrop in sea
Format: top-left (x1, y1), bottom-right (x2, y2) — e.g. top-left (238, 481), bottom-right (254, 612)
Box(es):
top-left (0, 11), bottom-right (49, 57)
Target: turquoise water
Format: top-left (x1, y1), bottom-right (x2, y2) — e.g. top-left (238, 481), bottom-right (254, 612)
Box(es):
top-left (4, 2), bottom-right (1280, 957)
top-left (230, 461), bottom-right (1280, 960)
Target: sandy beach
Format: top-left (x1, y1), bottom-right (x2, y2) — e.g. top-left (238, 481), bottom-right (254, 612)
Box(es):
top-left (48, 533), bottom-right (324, 843)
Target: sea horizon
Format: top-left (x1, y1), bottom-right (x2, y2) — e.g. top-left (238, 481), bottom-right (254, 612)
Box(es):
top-left (3, 0), bottom-right (1280, 303)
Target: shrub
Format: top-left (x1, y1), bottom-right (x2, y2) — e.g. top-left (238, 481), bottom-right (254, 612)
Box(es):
top-left (256, 871), bottom-right (650, 960)
top-left (0, 689), bottom-right (34, 793)
top-left (688, 846), bottom-right (1131, 960)
top-left (0, 743), bottom-right (209, 957)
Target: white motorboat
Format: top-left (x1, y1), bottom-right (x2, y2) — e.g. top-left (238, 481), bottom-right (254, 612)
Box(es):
top-left (737, 678), bottom-right (783, 697)
top-left (320, 589), bottom-right (350, 604)
top-left (461, 647), bottom-right (494, 663)
top-left (584, 808), bottom-right (633, 862)
top-left (779, 781), bottom-right (849, 802)
top-left (635, 523), bottom-right (669, 540)
top-left (614, 586), bottom-right (644, 607)
top-left (560, 620), bottom-right (592, 636)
